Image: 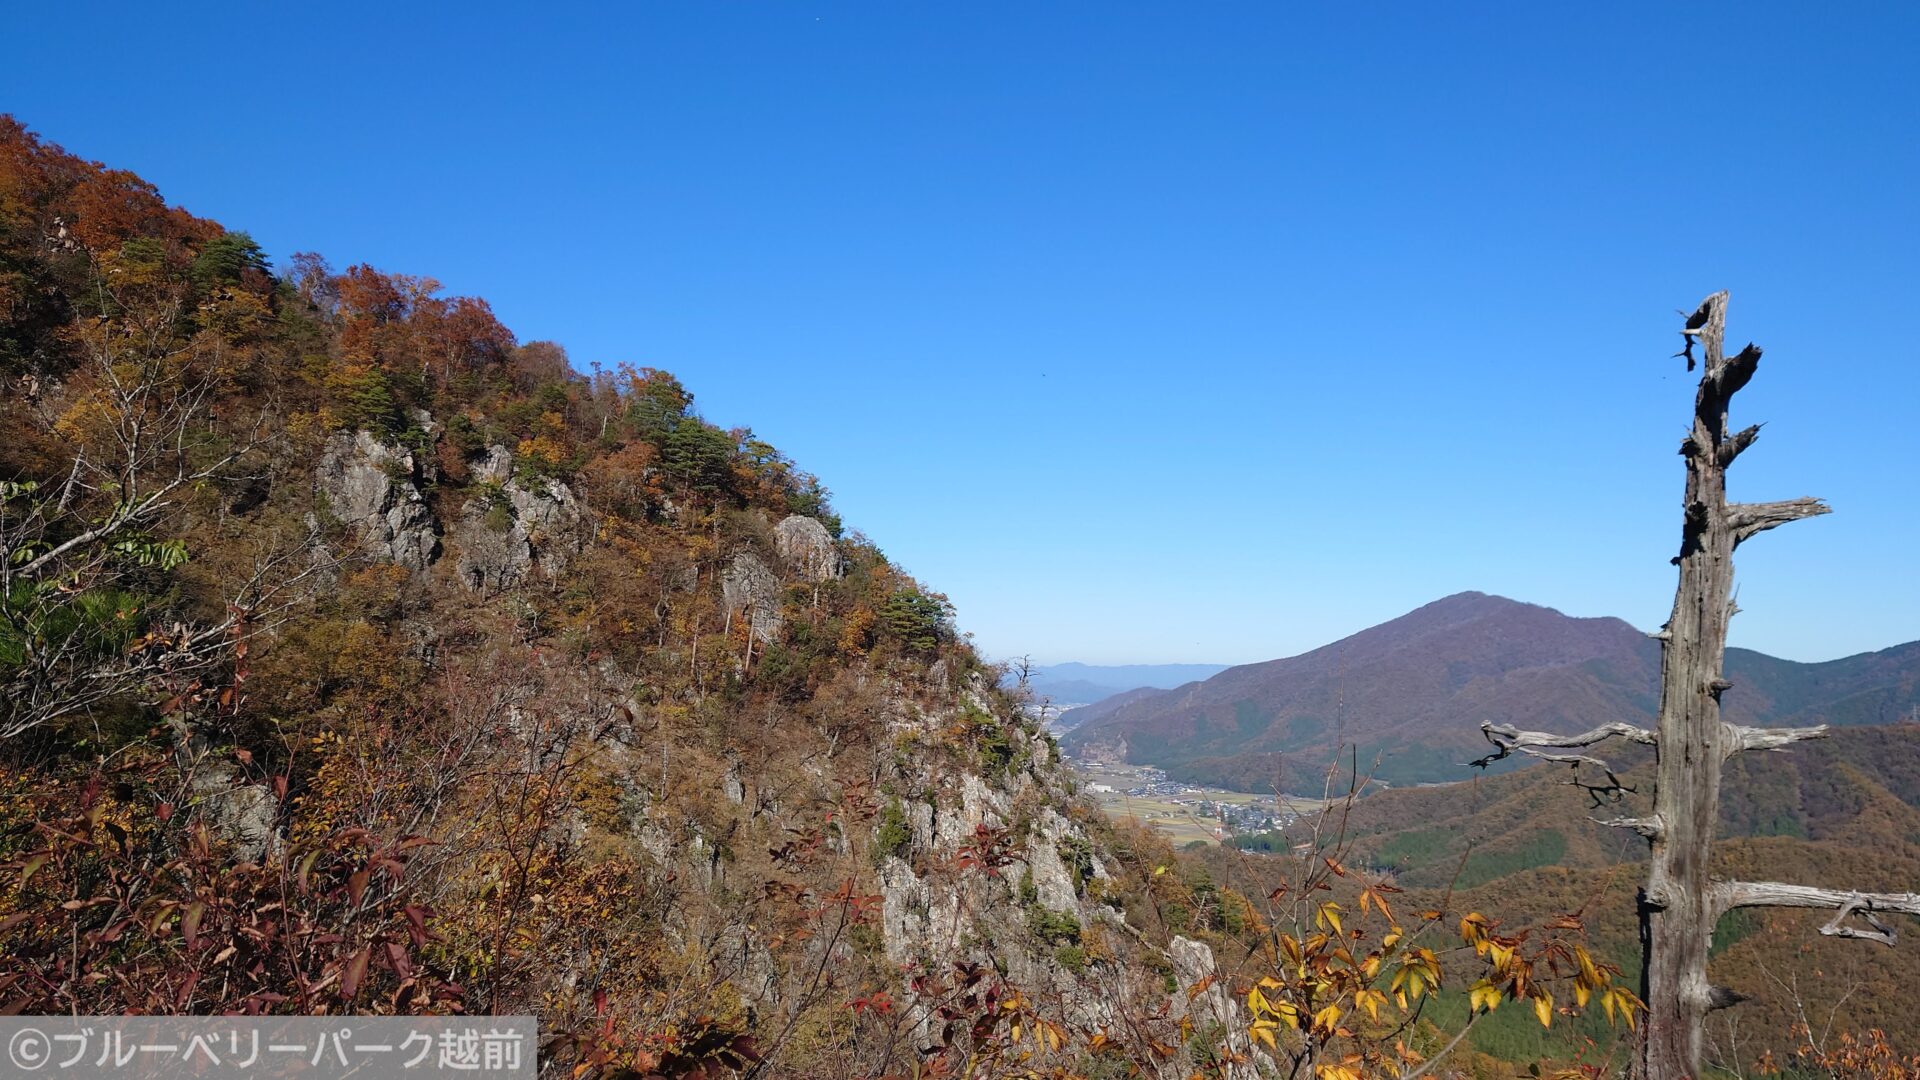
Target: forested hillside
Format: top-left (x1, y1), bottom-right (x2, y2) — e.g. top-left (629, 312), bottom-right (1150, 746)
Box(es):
top-left (1205, 726), bottom-right (1920, 1067)
top-left (0, 116), bottom-right (1285, 1078)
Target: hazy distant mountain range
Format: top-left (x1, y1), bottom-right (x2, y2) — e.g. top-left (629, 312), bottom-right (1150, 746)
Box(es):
top-left (1060, 592), bottom-right (1920, 790)
top-left (1012, 662), bottom-right (1230, 711)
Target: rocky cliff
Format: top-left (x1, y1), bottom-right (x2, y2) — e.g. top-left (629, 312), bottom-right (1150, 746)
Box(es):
top-left (0, 116), bottom-right (1270, 1079)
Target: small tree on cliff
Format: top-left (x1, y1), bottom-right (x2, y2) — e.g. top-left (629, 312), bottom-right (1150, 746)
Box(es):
top-left (1473, 292), bottom-right (1920, 1079)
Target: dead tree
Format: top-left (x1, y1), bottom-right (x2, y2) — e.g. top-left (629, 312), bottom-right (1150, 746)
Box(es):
top-left (1473, 292), bottom-right (1919, 1079)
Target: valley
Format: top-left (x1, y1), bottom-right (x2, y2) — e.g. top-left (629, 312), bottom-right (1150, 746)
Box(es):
top-left (1062, 753), bottom-right (1329, 845)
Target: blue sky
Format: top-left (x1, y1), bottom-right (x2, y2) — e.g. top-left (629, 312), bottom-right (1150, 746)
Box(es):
top-left (8, 3), bottom-right (1916, 665)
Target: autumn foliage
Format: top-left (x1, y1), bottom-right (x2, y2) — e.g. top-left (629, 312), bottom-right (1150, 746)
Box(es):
top-left (3, 114), bottom-right (1909, 1080)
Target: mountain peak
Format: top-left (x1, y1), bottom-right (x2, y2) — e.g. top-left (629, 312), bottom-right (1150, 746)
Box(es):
top-left (1063, 594), bottom-right (1920, 790)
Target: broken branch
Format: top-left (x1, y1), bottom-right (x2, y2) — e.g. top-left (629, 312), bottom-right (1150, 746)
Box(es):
top-left (1469, 722), bottom-right (1653, 805)
top-left (1724, 723), bottom-right (1830, 756)
top-left (1729, 497), bottom-right (1830, 545)
top-left (1717, 882), bottom-right (1920, 946)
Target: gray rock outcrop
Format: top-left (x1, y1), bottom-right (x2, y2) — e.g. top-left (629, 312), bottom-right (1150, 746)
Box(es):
top-left (774, 514), bottom-right (841, 582)
top-left (721, 551), bottom-right (783, 644)
top-left (169, 718), bottom-right (280, 863)
top-left (1170, 936), bottom-right (1257, 1077)
top-left (315, 430), bottom-right (440, 569)
top-left (451, 445), bottom-right (589, 593)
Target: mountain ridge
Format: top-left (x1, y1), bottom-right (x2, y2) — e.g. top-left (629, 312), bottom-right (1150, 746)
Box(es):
top-left (1012, 661), bottom-right (1230, 711)
top-left (1062, 591), bottom-right (1920, 788)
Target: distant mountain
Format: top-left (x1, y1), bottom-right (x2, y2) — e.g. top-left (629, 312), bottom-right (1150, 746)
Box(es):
top-left (1061, 592), bottom-right (1920, 789)
top-left (1051, 686), bottom-right (1167, 731)
top-left (1014, 662), bottom-right (1229, 709)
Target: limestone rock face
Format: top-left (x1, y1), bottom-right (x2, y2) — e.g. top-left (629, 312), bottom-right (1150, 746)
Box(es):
top-left (721, 551), bottom-right (783, 644)
top-left (472, 443), bottom-right (514, 484)
top-left (209, 783), bottom-right (279, 864)
top-left (1024, 807), bottom-right (1106, 912)
top-left (452, 446), bottom-right (589, 593)
top-left (620, 668), bottom-right (1197, 1072)
top-left (171, 718), bottom-right (279, 863)
top-left (1169, 936), bottom-right (1257, 1076)
top-left (316, 430), bottom-right (440, 569)
top-left (866, 683), bottom-right (1182, 1052)
top-left (774, 514), bottom-right (841, 582)
top-left (878, 856), bottom-right (938, 966)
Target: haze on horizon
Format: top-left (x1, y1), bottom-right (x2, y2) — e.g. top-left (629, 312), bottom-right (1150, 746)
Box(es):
top-left (9, 3), bottom-right (1914, 667)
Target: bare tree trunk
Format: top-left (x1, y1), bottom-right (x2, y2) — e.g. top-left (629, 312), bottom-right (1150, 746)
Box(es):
top-left (1478, 293), bottom-right (1861, 1079)
top-left (1636, 292), bottom-right (1741, 1077)
top-left (1634, 293), bottom-right (1837, 1078)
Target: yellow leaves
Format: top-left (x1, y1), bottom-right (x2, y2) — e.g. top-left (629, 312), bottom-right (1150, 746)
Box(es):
top-left (1250, 1019), bottom-right (1280, 1049)
top-left (1246, 984), bottom-right (1299, 1029)
top-left (837, 605), bottom-right (876, 655)
top-left (1621, 989), bottom-right (1645, 1030)
top-left (1356, 884), bottom-right (1395, 923)
top-left (1459, 911), bottom-right (1492, 948)
top-left (1311, 1004), bottom-right (1342, 1036)
top-left (1315, 901), bottom-right (1344, 936)
top-left (1315, 1063), bottom-right (1364, 1080)
top-left (1388, 948), bottom-right (1440, 1005)
top-left (1468, 979), bottom-right (1502, 1015)
top-left (1598, 987), bottom-right (1645, 1030)
top-left (51, 394), bottom-right (117, 448)
top-left (196, 286), bottom-right (273, 347)
top-left (1574, 943), bottom-right (1601, 985)
top-left (1354, 988), bottom-right (1387, 1022)
top-left (1533, 990), bottom-right (1554, 1028)
top-left (1009, 1011), bottom-right (1066, 1052)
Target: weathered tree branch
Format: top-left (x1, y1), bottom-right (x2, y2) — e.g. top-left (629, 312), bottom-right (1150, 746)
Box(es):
top-left (1717, 882), bottom-right (1920, 946)
top-left (1717, 342), bottom-right (1763, 400)
top-left (1724, 722), bottom-right (1830, 756)
top-left (1729, 497), bottom-right (1830, 546)
top-left (1473, 720), bottom-right (1656, 758)
top-left (1469, 721), bottom-right (1654, 805)
top-left (1593, 814), bottom-right (1665, 840)
top-left (1468, 720), bottom-right (1653, 768)
top-left (1718, 423), bottom-right (1763, 466)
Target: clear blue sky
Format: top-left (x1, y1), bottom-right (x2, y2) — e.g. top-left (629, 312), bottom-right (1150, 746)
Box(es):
top-left (9, 3), bottom-right (1916, 665)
